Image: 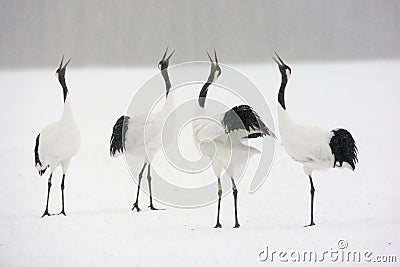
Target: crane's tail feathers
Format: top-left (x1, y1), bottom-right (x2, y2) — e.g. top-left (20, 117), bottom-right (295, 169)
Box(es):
top-left (329, 128), bottom-right (358, 170)
top-left (110, 115), bottom-right (130, 157)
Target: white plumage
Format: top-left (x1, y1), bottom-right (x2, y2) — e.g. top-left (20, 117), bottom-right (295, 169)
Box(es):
top-left (34, 56), bottom-right (80, 217)
top-left (110, 48), bottom-right (175, 211)
top-left (273, 52), bottom-right (358, 226)
top-left (192, 114), bottom-right (264, 177)
top-left (123, 113), bottom-right (166, 160)
top-left (37, 121), bottom-right (80, 173)
top-left (192, 51), bottom-right (276, 228)
top-left (278, 108), bottom-right (335, 174)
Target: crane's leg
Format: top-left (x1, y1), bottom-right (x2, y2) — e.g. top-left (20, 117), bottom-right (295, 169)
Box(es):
top-left (147, 164), bottom-right (162, 210)
top-left (231, 177), bottom-right (240, 228)
top-left (214, 177), bottom-right (222, 228)
top-left (132, 162), bottom-right (147, 212)
top-left (41, 173), bottom-right (53, 218)
top-left (57, 174), bottom-right (66, 216)
top-left (305, 175), bottom-right (316, 227)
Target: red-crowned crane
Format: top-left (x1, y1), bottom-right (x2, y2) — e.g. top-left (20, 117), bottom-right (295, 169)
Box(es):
top-left (34, 56), bottom-right (80, 217)
top-left (110, 48), bottom-right (175, 211)
top-left (272, 52), bottom-right (358, 226)
top-left (192, 50), bottom-right (276, 228)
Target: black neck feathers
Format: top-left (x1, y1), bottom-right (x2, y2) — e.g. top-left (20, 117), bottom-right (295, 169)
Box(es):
top-left (198, 82), bottom-right (211, 108)
top-left (58, 74), bottom-right (68, 102)
top-left (161, 69), bottom-right (171, 98)
top-left (278, 76), bottom-right (287, 110)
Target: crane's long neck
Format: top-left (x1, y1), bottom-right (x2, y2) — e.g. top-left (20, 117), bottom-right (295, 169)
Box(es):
top-left (198, 82), bottom-right (211, 108)
top-left (59, 75), bottom-right (69, 103)
top-left (58, 76), bottom-right (75, 124)
top-left (278, 75), bottom-right (288, 110)
top-left (277, 73), bottom-right (296, 137)
top-left (60, 94), bottom-right (76, 124)
top-left (159, 67), bottom-right (176, 117)
top-left (161, 68), bottom-right (171, 98)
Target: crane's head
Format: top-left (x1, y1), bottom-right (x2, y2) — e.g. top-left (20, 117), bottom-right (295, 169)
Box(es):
top-left (206, 49), bottom-right (222, 83)
top-left (272, 51), bottom-right (291, 80)
top-left (55, 55), bottom-right (71, 80)
top-left (158, 47), bottom-right (175, 71)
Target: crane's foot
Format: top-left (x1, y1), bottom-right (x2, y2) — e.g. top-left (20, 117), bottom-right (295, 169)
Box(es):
top-left (148, 205), bottom-right (165, 211)
top-left (41, 210), bottom-right (51, 218)
top-left (303, 222), bottom-right (315, 227)
top-left (214, 222), bottom-right (222, 228)
top-left (57, 210), bottom-right (66, 216)
top-left (233, 223), bottom-right (240, 228)
top-left (132, 203), bottom-right (141, 212)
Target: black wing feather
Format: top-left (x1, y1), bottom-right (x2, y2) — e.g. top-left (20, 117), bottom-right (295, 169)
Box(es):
top-left (329, 128), bottom-right (358, 170)
top-left (222, 105), bottom-right (276, 138)
top-left (34, 134), bottom-right (42, 167)
top-left (34, 134), bottom-right (47, 176)
top-left (110, 115), bottom-right (130, 156)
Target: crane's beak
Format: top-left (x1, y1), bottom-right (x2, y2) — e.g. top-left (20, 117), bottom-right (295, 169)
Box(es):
top-left (63, 58), bottom-right (71, 69)
top-left (272, 51), bottom-right (285, 67)
top-left (59, 55), bottom-right (64, 69)
top-left (161, 46), bottom-right (169, 61)
top-left (206, 50), bottom-right (213, 63)
top-left (160, 46), bottom-right (174, 65)
top-left (214, 49), bottom-right (219, 67)
top-left (206, 49), bottom-right (219, 67)
top-left (58, 55), bottom-right (71, 70)
top-left (56, 55), bottom-right (70, 75)
top-left (165, 49), bottom-right (175, 62)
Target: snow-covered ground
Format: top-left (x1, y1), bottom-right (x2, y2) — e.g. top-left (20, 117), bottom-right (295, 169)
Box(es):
top-left (0, 60), bottom-right (399, 266)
